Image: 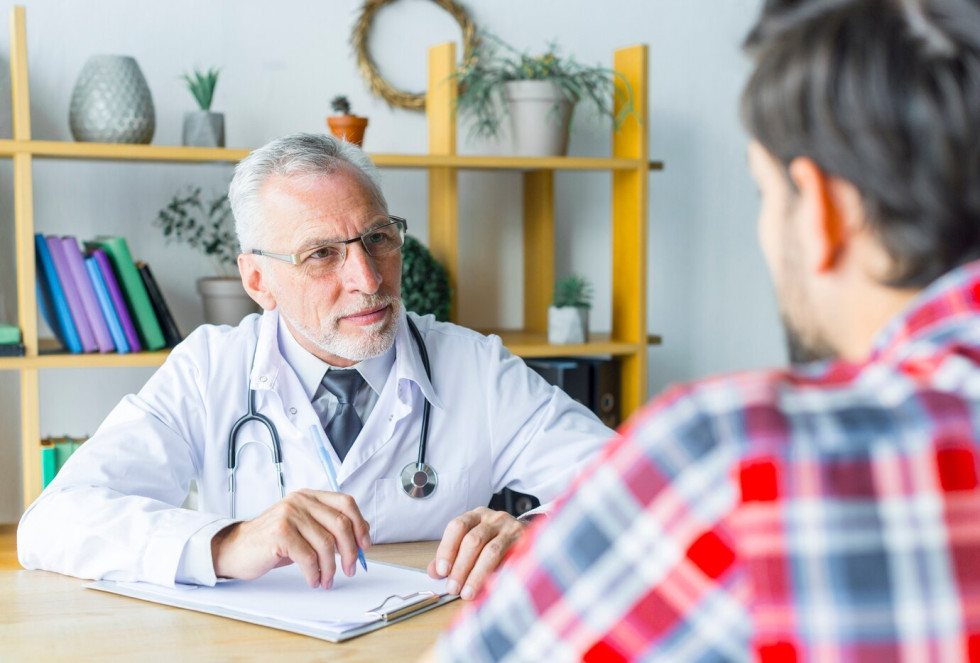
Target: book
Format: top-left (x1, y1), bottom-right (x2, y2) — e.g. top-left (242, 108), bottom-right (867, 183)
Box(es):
top-left (90, 248), bottom-right (142, 353)
top-left (85, 237), bottom-right (165, 351)
top-left (46, 235), bottom-right (97, 353)
top-left (136, 262), bottom-right (182, 348)
top-left (41, 441), bottom-right (56, 489)
top-left (0, 343), bottom-right (25, 357)
top-left (0, 324), bottom-right (20, 345)
top-left (34, 233), bottom-right (82, 354)
top-left (86, 256), bottom-right (130, 354)
top-left (60, 236), bottom-right (114, 353)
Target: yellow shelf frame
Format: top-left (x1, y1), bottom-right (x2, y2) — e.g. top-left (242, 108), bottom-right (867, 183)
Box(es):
top-left (4, 4), bottom-right (657, 507)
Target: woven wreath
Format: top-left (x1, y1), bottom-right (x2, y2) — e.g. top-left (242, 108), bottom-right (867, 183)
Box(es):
top-left (352, 0), bottom-right (478, 110)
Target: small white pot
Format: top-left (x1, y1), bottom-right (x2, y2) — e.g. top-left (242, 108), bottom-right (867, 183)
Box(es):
top-left (548, 305), bottom-right (588, 344)
top-left (196, 277), bottom-right (259, 326)
top-left (182, 110), bottom-right (225, 147)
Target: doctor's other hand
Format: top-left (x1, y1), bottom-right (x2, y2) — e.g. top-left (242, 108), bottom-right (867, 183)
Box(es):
top-left (427, 507), bottom-right (525, 600)
top-left (211, 489), bottom-right (371, 590)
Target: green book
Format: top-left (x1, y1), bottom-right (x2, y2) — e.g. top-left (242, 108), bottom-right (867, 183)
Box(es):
top-left (85, 236), bottom-right (165, 351)
top-left (53, 439), bottom-right (81, 471)
top-left (41, 444), bottom-right (56, 488)
top-left (0, 324), bottom-right (20, 345)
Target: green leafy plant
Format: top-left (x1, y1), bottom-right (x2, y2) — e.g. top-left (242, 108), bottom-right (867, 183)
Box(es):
top-left (154, 187), bottom-right (238, 276)
top-left (553, 274), bottom-right (593, 309)
top-left (331, 95), bottom-right (353, 115)
top-left (183, 67), bottom-right (220, 111)
top-left (452, 32), bottom-right (635, 140)
top-left (401, 235), bottom-right (451, 322)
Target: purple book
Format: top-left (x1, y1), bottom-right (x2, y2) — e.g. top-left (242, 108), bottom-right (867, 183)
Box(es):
top-left (46, 235), bottom-right (96, 353)
top-left (91, 248), bottom-right (142, 353)
top-left (60, 236), bottom-right (113, 353)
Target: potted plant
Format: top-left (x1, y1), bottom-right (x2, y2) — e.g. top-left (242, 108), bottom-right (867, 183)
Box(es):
top-left (548, 274), bottom-right (592, 344)
top-left (453, 33), bottom-right (635, 156)
top-left (154, 187), bottom-right (259, 325)
top-left (326, 95), bottom-right (369, 147)
top-left (182, 67), bottom-right (224, 148)
top-left (401, 235), bottom-right (451, 322)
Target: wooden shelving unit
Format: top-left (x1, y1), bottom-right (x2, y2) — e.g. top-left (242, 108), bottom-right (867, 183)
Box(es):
top-left (2, 6), bottom-right (658, 508)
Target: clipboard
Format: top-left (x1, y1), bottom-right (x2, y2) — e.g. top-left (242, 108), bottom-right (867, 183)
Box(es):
top-left (87, 559), bottom-right (458, 643)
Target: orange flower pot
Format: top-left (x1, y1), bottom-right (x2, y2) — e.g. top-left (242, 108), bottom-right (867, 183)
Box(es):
top-left (326, 115), bottom-right (369, 146)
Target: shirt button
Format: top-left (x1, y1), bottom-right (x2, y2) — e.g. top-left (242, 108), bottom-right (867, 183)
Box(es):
top-left (259, 376), bottom-right (268, 383)
top-left (388, 414), bottom-right (394, 422)
top-left (289, 407), bottom-right (298, 415)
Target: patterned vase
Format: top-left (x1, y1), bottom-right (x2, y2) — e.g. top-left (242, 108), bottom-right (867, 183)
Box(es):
top-left (69, 55), bottom-right (155, 144)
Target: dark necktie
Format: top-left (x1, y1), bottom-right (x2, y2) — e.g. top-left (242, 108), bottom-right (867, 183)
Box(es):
top-left (318, 369), bottom-right (365, 461)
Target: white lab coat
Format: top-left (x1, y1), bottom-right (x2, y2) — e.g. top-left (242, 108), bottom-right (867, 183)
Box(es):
top-left (18, 309), bottom-right (613, 586)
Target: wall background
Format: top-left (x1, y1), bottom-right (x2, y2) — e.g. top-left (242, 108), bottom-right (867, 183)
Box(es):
top-left (0, 0), bottom-right (784, 522)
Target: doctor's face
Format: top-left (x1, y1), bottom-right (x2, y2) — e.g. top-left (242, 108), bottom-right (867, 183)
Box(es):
top-left (251, 166), bottom-right (402, 367)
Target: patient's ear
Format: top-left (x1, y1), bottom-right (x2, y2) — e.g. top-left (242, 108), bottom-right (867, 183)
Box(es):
top-left (238, 254), bottom-right (277, 310)
top-left (788, 157), bottom-right (851, 273)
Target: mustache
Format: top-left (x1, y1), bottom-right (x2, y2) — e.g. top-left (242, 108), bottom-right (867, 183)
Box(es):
top-left (332, 294), bottom-right (401, 319)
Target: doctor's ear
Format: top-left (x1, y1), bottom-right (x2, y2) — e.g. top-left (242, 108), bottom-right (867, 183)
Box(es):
top-left (238, 254), bottom-right (278, 311)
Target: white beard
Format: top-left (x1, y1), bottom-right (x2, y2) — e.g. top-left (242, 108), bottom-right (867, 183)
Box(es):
top-left (283, 296), bottom-right (402, 362)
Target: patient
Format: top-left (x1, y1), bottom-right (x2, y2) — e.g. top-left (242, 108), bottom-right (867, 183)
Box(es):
top-left (428, 0), bottom-right (980, 660)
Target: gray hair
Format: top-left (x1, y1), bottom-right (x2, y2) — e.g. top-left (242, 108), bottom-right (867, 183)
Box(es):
top-left (229, 132), bottom-right (387, 251)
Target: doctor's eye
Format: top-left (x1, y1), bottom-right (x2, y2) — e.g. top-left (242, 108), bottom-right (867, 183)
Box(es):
top-left (307, 244), bottom-right (344, 262)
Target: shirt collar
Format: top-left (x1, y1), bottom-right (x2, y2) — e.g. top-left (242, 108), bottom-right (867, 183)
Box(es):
top-left (870, 258), bottom-right (980, 362)
top-left (276, 313), bottom-right (394, 400)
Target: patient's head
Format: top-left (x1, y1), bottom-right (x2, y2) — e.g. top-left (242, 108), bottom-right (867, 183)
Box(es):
top-left (741, 0), bottom-right (980, 361)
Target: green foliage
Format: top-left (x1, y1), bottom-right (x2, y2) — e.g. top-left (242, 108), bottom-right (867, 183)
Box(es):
top-left (452, 32), bottom-right (635, 140)
top-left (554, 274), bottom-right (593, 309)
top-left (154, 187), bottom-right (238, 276)
top-left (183, 67), bottom-right (220, 111)
top-left (401, 235), bottom-right (451, 322)
top-left (331, 95), bottom-right (352, 115)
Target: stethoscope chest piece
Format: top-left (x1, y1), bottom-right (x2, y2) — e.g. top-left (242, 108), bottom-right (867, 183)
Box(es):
top-left (400, 461), bottom-right (438, 499)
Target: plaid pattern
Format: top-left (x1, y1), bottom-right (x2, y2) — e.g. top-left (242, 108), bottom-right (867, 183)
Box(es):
top-left (437, 260), bottom-right (980, 663)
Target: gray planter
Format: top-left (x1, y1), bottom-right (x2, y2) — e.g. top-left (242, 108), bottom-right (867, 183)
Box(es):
top-left (69, 55), bottom-right (155, 144)
top-left (197, 277), bottom-right (259, 326)
top-left (504, 80), bottom-right (575, 157)
top-left (548, 305), bottom-right (588, 344)
top-left (183, 111), bottom-right (225, 148)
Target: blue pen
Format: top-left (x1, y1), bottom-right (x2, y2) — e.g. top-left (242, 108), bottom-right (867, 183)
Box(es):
top-left (310, 425), bottom-right (368, 572)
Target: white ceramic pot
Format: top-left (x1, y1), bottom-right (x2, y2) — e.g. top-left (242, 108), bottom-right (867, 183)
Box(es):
top-left (182, 111), bottom-right (225, 147)
top-left (503, 80), bottom-right (575, 157)
top-left (548, 305), bottom-right (588, 344)
top-left (196, 277), bottom-right (260, 326)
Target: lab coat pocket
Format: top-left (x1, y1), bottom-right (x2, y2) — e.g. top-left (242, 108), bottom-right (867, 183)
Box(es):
top-left (372, 472), bottom-right (470, 543)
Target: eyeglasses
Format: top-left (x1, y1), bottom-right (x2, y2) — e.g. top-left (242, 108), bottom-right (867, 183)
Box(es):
top-left (251, 216), bottom-right (407, 276)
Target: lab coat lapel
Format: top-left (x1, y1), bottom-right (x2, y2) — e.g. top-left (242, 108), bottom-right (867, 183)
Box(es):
top-left (336, 312), bottom-right (442, 482)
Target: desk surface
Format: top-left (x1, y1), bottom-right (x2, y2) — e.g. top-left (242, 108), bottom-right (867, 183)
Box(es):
top-left (0, 524), bottom-right (458, 660)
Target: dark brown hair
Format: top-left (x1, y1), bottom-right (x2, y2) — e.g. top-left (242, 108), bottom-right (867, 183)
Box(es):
top-left (742, 0), bottom-right (980, 287)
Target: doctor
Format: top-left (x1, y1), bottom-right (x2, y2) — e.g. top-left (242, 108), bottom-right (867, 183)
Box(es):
top-left (17, 132), bottom-right (614, 600)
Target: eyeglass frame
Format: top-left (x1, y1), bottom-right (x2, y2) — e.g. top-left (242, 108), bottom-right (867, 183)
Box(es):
top-left (250, 216), bottom-right (408, 271)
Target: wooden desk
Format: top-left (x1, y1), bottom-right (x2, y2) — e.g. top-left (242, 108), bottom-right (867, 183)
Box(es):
top-left (0, 524), bottom-right (459, 660)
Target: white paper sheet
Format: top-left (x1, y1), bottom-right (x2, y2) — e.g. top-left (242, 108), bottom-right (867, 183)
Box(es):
top-left (90, 559), bottom-right (451, 635)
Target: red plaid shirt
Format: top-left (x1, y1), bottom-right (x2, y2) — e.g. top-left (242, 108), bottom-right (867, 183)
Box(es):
top-left (436, 261), bottom-right (980, 662)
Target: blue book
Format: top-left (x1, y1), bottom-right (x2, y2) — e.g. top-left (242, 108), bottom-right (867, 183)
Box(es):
top-left (86, 256), bottom-right (129, 354)
top-left (34, 233), bottom-right (82, 353)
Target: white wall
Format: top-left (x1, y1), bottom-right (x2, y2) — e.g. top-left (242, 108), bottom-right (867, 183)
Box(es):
top-left (0, 0), bottom-right (785, 522)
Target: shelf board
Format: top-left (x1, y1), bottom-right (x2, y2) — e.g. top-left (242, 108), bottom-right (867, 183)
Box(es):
top-left (487, 330), bottom-right (644, 358)
top-left (0, 349), bottom-right (170, 370)
top-left (0, 139), bottom-right (663, 171)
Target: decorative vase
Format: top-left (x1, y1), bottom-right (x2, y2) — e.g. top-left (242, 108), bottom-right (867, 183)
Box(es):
top-left (326, 115), bottom-right (369, 147)
top-left (182, 111), bottom-right (225, 147)
top-left (503, 80), bottom-right (575, 157)
top-left (548, 305), bottom-right (588, 344)
top-left (197, 277), bottom-right (260, 326)
top-left (69, 55), bottom-right (155, 144)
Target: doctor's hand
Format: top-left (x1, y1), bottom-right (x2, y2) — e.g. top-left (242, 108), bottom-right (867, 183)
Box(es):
top-left (427, 507), bottom-right (526, 600)
top-left (211, 489), bottom-right (372, 590)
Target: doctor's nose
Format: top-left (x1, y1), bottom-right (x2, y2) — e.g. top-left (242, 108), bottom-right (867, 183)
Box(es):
top-left (340, 241), bottom-right (383, 294)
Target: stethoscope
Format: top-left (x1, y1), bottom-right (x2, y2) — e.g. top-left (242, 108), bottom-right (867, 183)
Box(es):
top-left (227, 317), bottom-right (436, 518)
